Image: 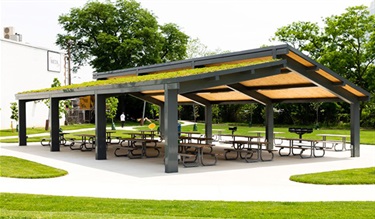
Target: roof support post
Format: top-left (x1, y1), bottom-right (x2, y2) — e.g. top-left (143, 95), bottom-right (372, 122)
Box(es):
top-left (159, 105), bottom-right (164, 140)
top-left (205, 104), bottom-right (213, 139)
top-left (95, 93), bottom-right (107, 160)
top-left (18, 100), bottom-right (27, 146)
top-left (50, 98), bottom-right (60, 152)
top-left (164, 84), bottom-right (179, 173)
top-left (265, 103), bottom-right (274, 150)
top-left (350, 101), bottom-right (360, 157)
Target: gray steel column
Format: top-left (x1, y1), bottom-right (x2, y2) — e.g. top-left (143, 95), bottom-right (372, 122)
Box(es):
top-left (205, 104), bottom-right (212, 138)
top-left (159, 105), bottom-right (164, 140)
top-left (350, 101), bottom-right (360, 157)
top-left (95, 94), bottom-right (107, 160)
top-left (18, 100), bottom-right (27, 146)
top-left (164, 84), bottom-right (179, 173)
top-left (265, 103), bottom-right (274, 150)
top-left (50, 98), bottom-right (60, 152)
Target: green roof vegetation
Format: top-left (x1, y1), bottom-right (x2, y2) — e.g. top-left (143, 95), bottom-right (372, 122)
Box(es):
top-left (19, 59), bottom-right (277, 94)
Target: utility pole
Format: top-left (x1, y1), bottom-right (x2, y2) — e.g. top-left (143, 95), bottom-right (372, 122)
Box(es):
top-left (67, 40), bottom-right (73, 85)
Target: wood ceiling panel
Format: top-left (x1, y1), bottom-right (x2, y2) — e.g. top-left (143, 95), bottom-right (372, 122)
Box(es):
top-left (240, 72), bottom-right (312, 87)
top-left (342, 85), bottom-right (367, 97)
top-left (149, 95), bottom-right (192, 103)
top-left (196, 91), bottom-right (252, 101)
top-left (286, 52), bottom-right (315, 67)
top-left (258, 87), bottom-right (336, 99)
top-left (315, 69), bottom-right (341, 83)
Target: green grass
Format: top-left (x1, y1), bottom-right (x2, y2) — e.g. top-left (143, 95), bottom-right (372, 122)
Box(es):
top-left (0, 127), bottom-right (47, 137)
top-left (0, 156), bottom-right (68, 178)
top-left (290, 167), bottom-right (375, 185)
top-left (1, 193), bottom-right (374, 219)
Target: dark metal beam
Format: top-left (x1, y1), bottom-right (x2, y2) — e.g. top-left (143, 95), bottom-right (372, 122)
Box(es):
top-left (350, 101), bottom-right (360, 157)
top-left (180, 93), bottom-right (211, 106)
top-left (95, 94), bottom-right (107, 160)
top-left (205, 104), bottom-right (213, 139)
top-left (164, 83), bottom-right (179, 173)
top-left (227, 83), bottom-right (272, 105)
top-left (18, 100), bottom-right (27, 146)
top-left (50, 98), bottom-right (60, 152)
top-left (265, 103), bottom-right (274, 150)
top-left (129, 92), bottom-right (164, 106)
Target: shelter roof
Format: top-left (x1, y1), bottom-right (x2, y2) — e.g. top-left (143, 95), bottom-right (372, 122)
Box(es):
top-left (16, 44), bottom-right (370, 105)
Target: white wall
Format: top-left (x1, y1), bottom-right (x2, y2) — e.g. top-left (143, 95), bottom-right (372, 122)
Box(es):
top-left (0, 39), bottom-right (66, 129)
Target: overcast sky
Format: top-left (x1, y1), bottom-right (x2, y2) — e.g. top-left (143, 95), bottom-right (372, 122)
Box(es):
top-left (1, 0), bottom-right (372, 81)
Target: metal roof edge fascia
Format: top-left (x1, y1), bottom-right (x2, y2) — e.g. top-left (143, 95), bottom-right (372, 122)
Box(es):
top-left (16, 90), bottom-right (96, 101)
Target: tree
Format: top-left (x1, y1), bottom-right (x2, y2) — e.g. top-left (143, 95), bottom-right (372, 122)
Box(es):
top-left (186, 37), bottom-right (230, 59)
top-left (106, 97), bottom-right (119, 130)
top-left (10, 102), bottom-right (18, 132)
top-left (272, 5), bottom-right (375, 127)
top-left (320, 6), bottom-right (375, 91)
top-left (56, 0), bottom-right (189, 72)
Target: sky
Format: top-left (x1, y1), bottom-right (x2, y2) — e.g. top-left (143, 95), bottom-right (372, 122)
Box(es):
top-left (1, 0), bottom-right (373, 81)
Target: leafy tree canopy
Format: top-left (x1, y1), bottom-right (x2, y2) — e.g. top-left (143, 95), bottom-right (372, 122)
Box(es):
top-left (56, 0), bottom-right (189, 72)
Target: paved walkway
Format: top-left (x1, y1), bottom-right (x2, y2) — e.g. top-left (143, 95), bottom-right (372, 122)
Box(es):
top-left (1, 138), bottom-right (374, 202)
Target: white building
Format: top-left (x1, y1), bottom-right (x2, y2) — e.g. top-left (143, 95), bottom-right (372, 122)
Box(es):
top-left (0, 28), bottom-right (67, 130)
top-left (370, 0), bottom-right (375, 15)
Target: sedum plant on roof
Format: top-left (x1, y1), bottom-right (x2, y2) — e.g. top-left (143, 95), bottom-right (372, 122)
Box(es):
top-left (19, 59), bottom-right (277, 94)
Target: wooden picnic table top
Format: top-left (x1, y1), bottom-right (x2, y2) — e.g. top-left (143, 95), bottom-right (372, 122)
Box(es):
top-left (178, 142), bottom-right (213, 148)
top-left (123, 138), bottom-right (158, 142)
top-left (220, 134), bottom-right (261, 139)
top-left (74, 133), bottom-right (96, 137)
top-left (179, 136), bottom-right (213, 140)
top-left (123, 132), bottom-right (155, 135)
top-left (316, 134), bottom-right (350, 137)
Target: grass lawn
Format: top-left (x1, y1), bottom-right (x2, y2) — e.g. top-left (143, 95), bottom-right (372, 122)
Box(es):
top-left (1, 193), bottom-right (374, 219)
top-left (0, 156), bottom-right (67, 178)
top-left (290, 167), bottom-right (375, 185)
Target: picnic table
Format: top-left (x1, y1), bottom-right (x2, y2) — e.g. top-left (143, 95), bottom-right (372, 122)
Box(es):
top-left (276, 138), bottom-right (325, 158)
top-left (105, 130), bottom-right (121, 144)
top-left (179, 136), bottom-right (213, 144)
top-left (179, 131), bottom-right (201, 137)
top-left (40, 132), bottom-right (74, 147)
top-left (316, 134), bottom-right (351, 151)
top-left (122, 131), bottom-right (156, 140)
top-left (71, 134), bottom-right (96, 151)
top-left (223, 139), bottom-right (273, 162)
top-left (248, 131), bottom-right (285, 145)
top-left (115, 137), bottom-right (160, 158)
top-left (178, 142), bottom-right (217, 167)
